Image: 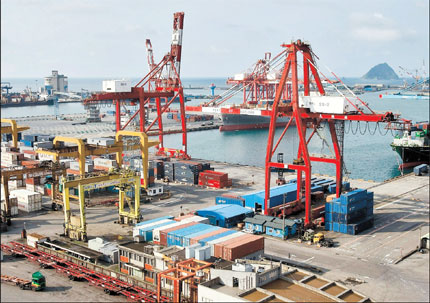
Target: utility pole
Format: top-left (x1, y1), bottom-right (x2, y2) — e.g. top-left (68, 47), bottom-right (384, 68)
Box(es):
top-left (282, 193), bottom-right (286, 240)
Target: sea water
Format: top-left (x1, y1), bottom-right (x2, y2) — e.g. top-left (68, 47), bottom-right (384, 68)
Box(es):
top-left (2, 78), bottom-right (428, 181)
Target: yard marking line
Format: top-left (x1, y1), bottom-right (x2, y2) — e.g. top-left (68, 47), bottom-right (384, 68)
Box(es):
top-left (302, 256), bottom-right (314, 263)
top-left (376, 197), bottom-right (404, 210)
top-left (340, 212), bottom-right (414, 247)
top-left (365, 222), bottom-right (427, 258)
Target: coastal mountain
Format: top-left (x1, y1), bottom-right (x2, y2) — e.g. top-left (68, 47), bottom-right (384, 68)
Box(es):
top-left (362, 63), bottom-right (399, 80)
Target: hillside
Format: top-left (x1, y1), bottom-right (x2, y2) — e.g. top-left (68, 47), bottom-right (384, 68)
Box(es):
top-left (362, 63), bottom-right (399, 80)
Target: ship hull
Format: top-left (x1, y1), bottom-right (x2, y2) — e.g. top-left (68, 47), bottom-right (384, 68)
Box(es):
top-left (391, 144), bottom-right (430, 164)
top-left (1, 99), bottom-right (54, 107)
top-left (220, 113), bottom-right (290, 131)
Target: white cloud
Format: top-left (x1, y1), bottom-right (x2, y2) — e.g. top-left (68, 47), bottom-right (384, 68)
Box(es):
top-left (349, 12), bottom-right (404, 42)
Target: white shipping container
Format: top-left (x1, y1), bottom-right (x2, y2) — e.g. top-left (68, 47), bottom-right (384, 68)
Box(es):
top-left (153, 221), bottom-right (187, 243)
top-left (94, 158), bottom-right (117, 168)
top-left (299, 95), bottom-right (359, 114)
top-left (102, 80), bottom-right (132, 93)
top-left (132, 218), bottom-right (174, 238)
top-left (1, 146), bottom-right (11, 152)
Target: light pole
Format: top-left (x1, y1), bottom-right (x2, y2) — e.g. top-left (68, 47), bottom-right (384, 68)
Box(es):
top-left (282, 193), bottom-right (286, 240)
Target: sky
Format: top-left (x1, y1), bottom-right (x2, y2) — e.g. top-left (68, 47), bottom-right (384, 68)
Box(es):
top-left (1, 0), bottom-right (429, 79)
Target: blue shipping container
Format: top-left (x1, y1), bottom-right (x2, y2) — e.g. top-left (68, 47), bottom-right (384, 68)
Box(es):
top-left (340, 199), bottom-right (367, 214)
top-left (332, 222), bottom-right (340, 232)
top-left (215, 196), bottom-right (244, 207)
top-left (325, 222), bottom-right (332, 231)
top-left (198, 230), bottom-right (236, 245)
top-left (183, 225), bottom-right (220, 247)
top-left (340, 189), bottom-right (368, 205)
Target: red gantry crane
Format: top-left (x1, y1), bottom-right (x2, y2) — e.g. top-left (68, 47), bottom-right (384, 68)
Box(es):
top-left (264, 40), bottom-right (407, 227)
top-left (85, 12), bottom-right (189, 159)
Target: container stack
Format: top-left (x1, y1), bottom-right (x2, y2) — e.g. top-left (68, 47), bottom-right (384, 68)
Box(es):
top-left (198, 170), bottom-right (231, 188)
top-left (325, 189), bottom-right (374, 235)
top-left (163, 161), bottom-right (175, 181)
top-left (26, 177), bottom-right (45, 194)
top-left (174, 161), bottom-right (206, 185)
top-left (10, 189), bottom-right (42, 212)
top-left (1, 197), bottom-right (18, 216)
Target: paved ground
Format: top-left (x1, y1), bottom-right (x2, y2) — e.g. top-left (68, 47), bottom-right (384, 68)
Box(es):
top-left (9, 112), bottom-right (222, 138)
top-left (1, 159), bottom-right (429, 302)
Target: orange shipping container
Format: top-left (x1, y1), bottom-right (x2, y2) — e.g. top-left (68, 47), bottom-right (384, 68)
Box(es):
top-left (223, 234), bottom-right (264, 261)
top-left (213, 233), bottom-right (254, 259)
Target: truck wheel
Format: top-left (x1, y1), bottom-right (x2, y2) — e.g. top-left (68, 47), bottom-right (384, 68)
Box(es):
top-left (6, 218), bottom-right (11, 226)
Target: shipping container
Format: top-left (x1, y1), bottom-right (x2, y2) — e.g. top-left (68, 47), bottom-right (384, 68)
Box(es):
top-left (198, 229), bottom-right (236, 246)
top-left (213, 233), bottom-right (252, 259)
top-left (208, 231), bottom-right (245, 257)
top-left (159, 222), bottom-right (198, 246)
top-left (152, 221), bottom-right (188, 243)
top-left (223, 234), bottom-right (264, 261)
top-left (167, 223), bottom-right (208, 247)
top-left (215, 195), bottom-right (245, 207)
top-left (182, 225), bottom-right (219, 247)
top-left (189, 227), bottom-right (227, 246)
top-left (102, 80), bottom-right (131, 93)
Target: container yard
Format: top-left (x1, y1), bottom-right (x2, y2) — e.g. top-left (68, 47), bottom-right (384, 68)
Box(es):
top-left (2, 3), bottom-right (429, 303)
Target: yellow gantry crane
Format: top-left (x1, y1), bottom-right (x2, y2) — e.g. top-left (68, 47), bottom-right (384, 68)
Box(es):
top-left (61, 170), bottom-right (141, 241)
top-left (1, 119), bottom-right (30, 148)
top-left (36, 131), bottom-right (158, 189)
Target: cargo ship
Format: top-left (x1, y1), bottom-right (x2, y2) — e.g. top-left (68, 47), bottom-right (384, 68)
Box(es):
top-left (220, 113), bottom-right (289, 131)
top-left (391, 121), bottom-right (430, 169)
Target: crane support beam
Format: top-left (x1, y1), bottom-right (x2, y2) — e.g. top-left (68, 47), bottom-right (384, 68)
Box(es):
top-left (264, 40), bottom-right (403, 227)
top-left (1, 119), bottom-right (30, 148)
top-left (115, 131), bottom-right (159, 189)
top-left (61, 172), bottom-right (141, 241)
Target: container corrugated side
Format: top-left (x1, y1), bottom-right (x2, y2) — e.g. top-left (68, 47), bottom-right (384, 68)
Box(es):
top-left (160, 222), bottom-right (198, 246)
top-left (214, 233), bottom-right (254, 258)
top-left (138, 220), bottom-right (177, 241)
top-left (167, 223), bottom-right (207, 247)
top-left (133, 219), bottom-right (173, 237)
top-left (153, 221), bottom-right (192, 244)
top-left (223, 234), bottom-right (264, 261)
top-left (183, 225), bottom-right (219, 247)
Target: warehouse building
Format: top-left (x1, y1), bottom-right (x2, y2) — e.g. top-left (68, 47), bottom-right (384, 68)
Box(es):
top-left (196, 204), bottom-right (254, 228)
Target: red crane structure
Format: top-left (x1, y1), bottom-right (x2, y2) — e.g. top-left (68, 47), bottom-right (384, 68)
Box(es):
top-left (85, 12), bottom-right (190, 159)
top-left (264, 40), bottom-right (406, 227)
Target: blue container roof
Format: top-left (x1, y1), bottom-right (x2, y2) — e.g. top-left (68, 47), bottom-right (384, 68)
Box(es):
top-left (184, 225), bottom-right (219, 239)
top-left (135, 215), bottom-right (174, 227)
top-left (241, 183), bottom-right (298, 200)
top-left (197, 204), bottom-right (253, 219)
top-left (169, 223), bottom-right (209, 237)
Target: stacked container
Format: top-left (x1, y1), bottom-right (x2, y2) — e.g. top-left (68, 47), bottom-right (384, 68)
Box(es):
top-left (174, 161), bottom-right (206, 185)
top-left (163, 161), bottom-right (175, 181)
top-left (325, 189), bottom-right (374, 235)
top-left (10, 189), bottom-right (42, 212)
top-left (198, 170), bottom-right (231, 188)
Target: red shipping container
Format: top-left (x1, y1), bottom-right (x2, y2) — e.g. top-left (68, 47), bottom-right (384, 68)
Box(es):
top-left (26, 177), bottom-right (40, 185)
top-left (21, 160), bottom-right (40, 167)
top-left (66, 169), bottom-right (81, 175)
top-left (189, 228), bottom-right (228, 246)
top-left (94, 165), bottom-right (110, 171)
top-left (223, 234), bottom-right (264, 261)
top-left (160, 222), bottom-right (198, 246)
top-left (311, 205), bottom-right (325, 219)
top-left (213, 233), bottom-right (252, 259)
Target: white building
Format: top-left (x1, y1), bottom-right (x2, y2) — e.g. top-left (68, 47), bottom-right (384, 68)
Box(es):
top-left (44, 70), bottom-right (68, 95)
